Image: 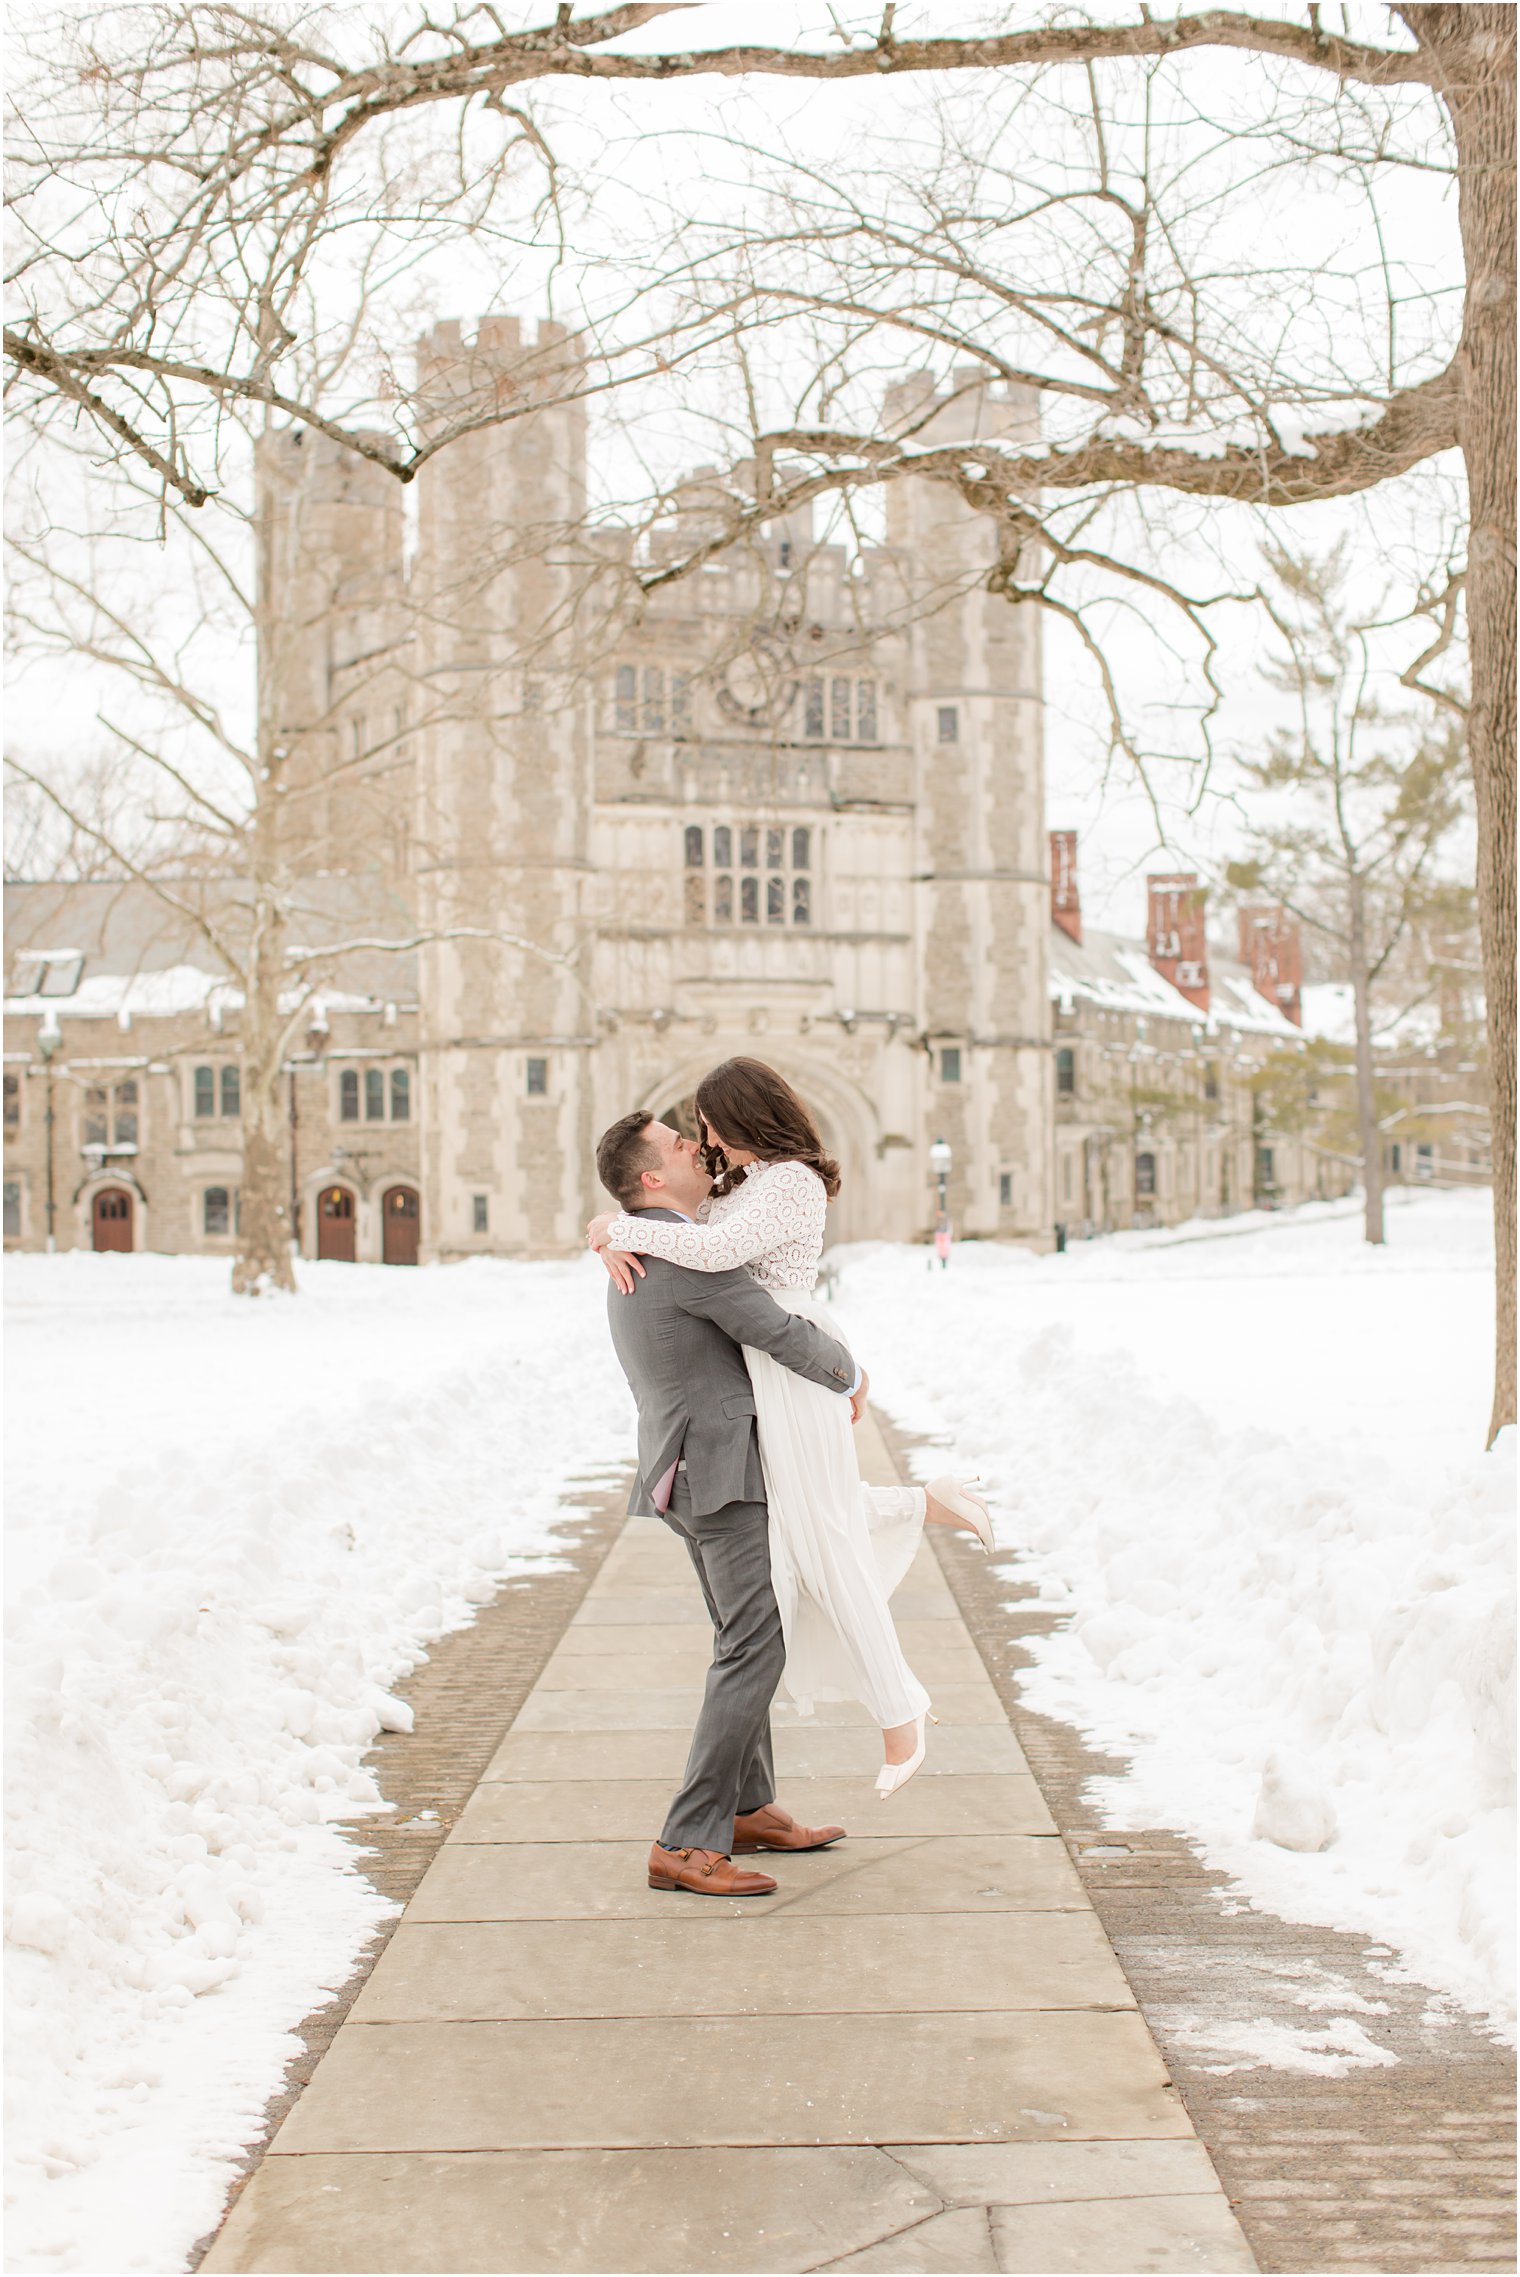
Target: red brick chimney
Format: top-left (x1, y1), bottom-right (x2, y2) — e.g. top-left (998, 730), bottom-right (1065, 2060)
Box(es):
top-left (1238, 906), bottom-right (1303, 1025)
top-left (1050, 830), bottom-right (1082, 944)
top-left (1147, 873), bottom-right (1210, 1011)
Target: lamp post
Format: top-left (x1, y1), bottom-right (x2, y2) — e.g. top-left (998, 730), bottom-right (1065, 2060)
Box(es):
top-left (929, 1135), bottom-right (952, 1269)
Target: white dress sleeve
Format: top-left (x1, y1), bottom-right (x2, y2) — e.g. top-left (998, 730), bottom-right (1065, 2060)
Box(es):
top-left (605, 1161), bottom-right (824, 1275)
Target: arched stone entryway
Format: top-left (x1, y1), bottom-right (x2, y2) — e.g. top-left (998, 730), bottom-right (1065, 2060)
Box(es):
top-left (642, 1048), bottom-right (880, 1246)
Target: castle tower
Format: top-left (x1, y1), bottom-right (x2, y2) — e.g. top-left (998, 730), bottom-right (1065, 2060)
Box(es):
top-left (255, 427), bottom-right (411, 879)
top-left (410, 317), bottom-right (594, 1256)
top-left (883, 370), bottom-right (1052, 1242)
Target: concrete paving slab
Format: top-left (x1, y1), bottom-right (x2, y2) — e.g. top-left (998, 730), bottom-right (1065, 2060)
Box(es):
top-left (989, 2193), bottom-right (1257, 2272)
top-left (816, 2206), bottom-right (999, 2272)
top-left (890, 2138), bottom-right (1227, 2207)
top-left (551, 1619), bottom-right (974, 1658)
top-left (348, 1910), bottom-right (1135, 2021)
top-left (538, 1643), bottom-right (992, 1691)
top-left (514, 1681), bottom-right (1006, 1732)
top-left (405, 1834), bottom-right (1086, 1921)
top-left (271, 2010), bottom-right (1191, 2154)
top-left (200, 2145), bottom-right (941, 2274)
top-left (483, 1722), bottom-right (1030, 1782)
top-left (571, 1586), bottom-right (960, 1626)
top-left (450, 1773), bottom-right (1058, 1844)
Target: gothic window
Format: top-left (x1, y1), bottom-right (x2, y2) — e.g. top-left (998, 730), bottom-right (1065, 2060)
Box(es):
top-left (937, 705), bottom-right (959, 744)
top-left (615, 664), bottom-right (637, 732)
top-left (672, 675), bottom-right (693, 738)
top-left (830, 677), bottom-right (851, 740)
top-left (713, 825), bottom-right (732, 867)
top-left (684, 874), bottom-right (706, 926)
top-left (792, 827), bottom-right (810, 870)
top-left (220, 1065), bottom-right (239, 1117)
top-left (84, 1087), bottom-right (109, 1146)
top-left (856, 680), bottom-right (878, 741)
top-left (940, 1047), bottom-right (962, 1082)
top-left (526, 1057), bottom-right (548, 1096)
top-left (1135, 1151), bottom-right (1156, 1197)
top-left (365, 1067), bottom-right (385, 1120)
top-left (999, 1172), bottom-right (1013, 1208)
top-left (194, 1065), bottom-right (216, 1118)
top-left (3, 1182), bottom-right (18, 1238)
top-left (1204, 1063), bottom-right (1219, 1101)
top-left (390, 1068), bottom-right (410, 1122)
top-left (792, 876), bottom-right (811, 925)
top-left (113, 1080), bottom-right (139, 1146)
top-left (714, 873), bottom-right (734, 924)
top-left (766, 874), bottom-right (785, 924)
top-left (340, 1069), bottom-right (360, 1121)
top-left (642, 668), bottom-right (665, 733)
top-left (204, 1186), bottom-right (230, 1236)
top-left (804, 679), bottom-right (825, 739)
top-left (1055, 1047), bottom-right (1075, 1098)
top-left (766, 827), bottom-right (783, 868)
top-left (740, 827), bottom-right (759, 868)
top-left (472, 1194), bottom-right (489, 1233)
top-left (684, 826), bottom-right (704, 868)
top-left (3, 1074), bottom-right (18, 1131)
top-left (740, 876), bottom-right (760, 924)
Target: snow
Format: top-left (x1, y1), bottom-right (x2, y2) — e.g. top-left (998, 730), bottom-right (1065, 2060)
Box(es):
top-left (831, 1188), bottom-right (1514, 2047)
top-left (5, 1190), bottom-right (1510, 2270)
top-left (4, 1253), bottom-right (634, 2275)
top-left (4, 969), bottom-right (393, 1027)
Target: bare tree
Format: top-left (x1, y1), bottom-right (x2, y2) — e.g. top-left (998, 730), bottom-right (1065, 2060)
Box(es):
top-left (5, 2), bottom-right (1511, 1432)
top-left (5, 426), bottom-right (584, 1291)
top-left (1226, 542), bottom-right (1471, 1246)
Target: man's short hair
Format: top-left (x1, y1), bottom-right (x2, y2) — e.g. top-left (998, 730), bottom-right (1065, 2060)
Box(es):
top-left (596, 1110), bottom-right (660, 1211)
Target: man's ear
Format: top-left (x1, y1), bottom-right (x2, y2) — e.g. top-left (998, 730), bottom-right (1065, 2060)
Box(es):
top-left (638, 1166), bottom-right (664, 1191)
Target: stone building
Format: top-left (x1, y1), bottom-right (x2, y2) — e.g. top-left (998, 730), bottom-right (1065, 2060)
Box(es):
top-left (6, 315), bottom-right (1353, 1262)
top-left (1045, 840), bottom-right (1352, 1234)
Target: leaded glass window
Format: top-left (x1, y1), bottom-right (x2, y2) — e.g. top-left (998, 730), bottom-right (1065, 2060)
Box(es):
top-left (365, 1067), bottom-right (385, 1120)
top-left (391, 1068), bottom-right (410, 1122)
top-left (340, 1069), bottom-right (359, 1121)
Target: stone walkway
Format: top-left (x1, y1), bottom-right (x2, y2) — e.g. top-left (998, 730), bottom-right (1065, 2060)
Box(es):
top-left (204, 1413), bottom-right (1256, 2274)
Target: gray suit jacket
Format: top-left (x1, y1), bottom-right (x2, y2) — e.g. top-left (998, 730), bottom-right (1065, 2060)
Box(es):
top-left (605, 1206), bottom-right (856, 1518)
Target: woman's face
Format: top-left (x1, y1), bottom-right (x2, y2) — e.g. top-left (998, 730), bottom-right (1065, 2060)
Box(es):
top-left (700, 1110), bottom-right (753, 1164)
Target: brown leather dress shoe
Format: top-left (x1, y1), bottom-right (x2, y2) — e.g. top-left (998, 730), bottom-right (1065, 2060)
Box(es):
top-left (647, 1842), bottom-right (777, 1896)
top-left (732, 1802), bottom-right (847, 1854)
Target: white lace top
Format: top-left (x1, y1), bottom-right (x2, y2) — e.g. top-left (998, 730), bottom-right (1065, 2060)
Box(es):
top-left (605, 1159), bottom-right (825, 1294)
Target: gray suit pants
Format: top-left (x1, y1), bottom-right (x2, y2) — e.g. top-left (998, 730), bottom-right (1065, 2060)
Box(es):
top-left (657, 1475), bottom-right (785, 1853)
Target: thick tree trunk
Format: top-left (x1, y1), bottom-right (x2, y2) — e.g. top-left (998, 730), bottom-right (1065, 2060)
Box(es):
top-left (1450, 10), bottom-right (1516, 1442)
top-left (1348, 886), bottom-right (1386, 1245)
top-left (1406, 5), bottom-right (1517, 1439)
top-left (231, 895), bottom-right (297, 1295)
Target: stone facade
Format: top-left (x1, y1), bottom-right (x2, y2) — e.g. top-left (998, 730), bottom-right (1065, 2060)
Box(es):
top-left (6, 317), bottom-right (1365, 1262)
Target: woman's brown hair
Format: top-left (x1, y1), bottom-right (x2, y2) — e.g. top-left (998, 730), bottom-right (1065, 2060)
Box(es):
top-left (694, 1058), bottom-right (841, 1200)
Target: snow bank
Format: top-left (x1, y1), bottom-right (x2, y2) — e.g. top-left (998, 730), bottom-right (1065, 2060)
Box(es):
top-left (4, 1253), bottom-right (631, 2274)
top-left (833, 1189), bottom-right (1514, 2041)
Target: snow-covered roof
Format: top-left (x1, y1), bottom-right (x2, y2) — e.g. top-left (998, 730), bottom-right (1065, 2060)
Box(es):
top-left (3, 965), bottom-right (386, 1026)
top-left (4, 877), bottom-right (421, 1013)
top-left (1050, 923), bottom-right (1301, 1041)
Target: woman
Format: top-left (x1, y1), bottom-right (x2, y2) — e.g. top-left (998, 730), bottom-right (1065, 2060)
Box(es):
top-left (586, 1057), bottom-right (992, 1797)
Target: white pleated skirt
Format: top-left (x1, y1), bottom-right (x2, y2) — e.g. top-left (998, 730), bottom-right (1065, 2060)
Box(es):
top-left (745, 1287), bottom-right (931, 1729)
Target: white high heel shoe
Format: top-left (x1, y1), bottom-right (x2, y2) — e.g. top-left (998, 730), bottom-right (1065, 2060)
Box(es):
top-left (876, 1712), bottom-right (940, 1800)
top-left (925, 1475), bottom-right (995, 1555)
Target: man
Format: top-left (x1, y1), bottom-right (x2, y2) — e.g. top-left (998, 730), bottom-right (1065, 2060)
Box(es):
top-left (594, 1110), bottom-right (864, 1898)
